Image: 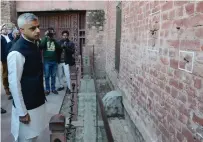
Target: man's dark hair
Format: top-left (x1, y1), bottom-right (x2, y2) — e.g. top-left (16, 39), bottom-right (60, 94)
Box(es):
top-left (47, 27), bottom-right (54, 31)
top-left (61, 30), bottom-right (69, 36)
top-left (54, 138), bottom-right (61, 142)
top-left (47, 27), bottom-right (55, 37)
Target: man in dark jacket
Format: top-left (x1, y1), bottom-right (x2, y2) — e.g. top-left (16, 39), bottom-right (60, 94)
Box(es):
top-left (57, 30), bottom-right (75, 93)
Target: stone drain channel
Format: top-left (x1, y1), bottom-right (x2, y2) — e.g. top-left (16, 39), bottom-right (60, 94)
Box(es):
top-left (59, 75), bottom-right (108, 142)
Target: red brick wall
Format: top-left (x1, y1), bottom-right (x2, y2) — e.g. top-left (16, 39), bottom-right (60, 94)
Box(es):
top-left (1, 1), bottom-right (17, 25)
top-left (16, 1), bottom-right (105, 12)
top-left (105, 1), bottom-right (203, 142)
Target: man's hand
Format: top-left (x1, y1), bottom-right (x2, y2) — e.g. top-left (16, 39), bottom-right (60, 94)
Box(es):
top-left (44, 31), bottom-right (48, 36)
top-left (19, 113), bottom-right (31, 124)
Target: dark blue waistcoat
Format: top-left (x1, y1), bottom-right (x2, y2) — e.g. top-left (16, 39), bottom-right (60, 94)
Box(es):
top-left (10, 37), bottom-right (45, 110)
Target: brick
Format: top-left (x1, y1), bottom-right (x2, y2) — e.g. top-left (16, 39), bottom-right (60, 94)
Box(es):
top-left (195, 27), bottom-right (203, 38)
top-left (177, 102), bottom-right (189, 116)
top-left (180, 40), bottom-right (201, 51)
top-left (178, 113), bottom-right (188, 124)
top-left (179, 82), bottom-right (184, 89)
top-left (194, 77), bottom-right (202, 89)
top-left (162, 118), bottom-right (169, 129)
top-left (196, 1), bottom-right (203, 13)
top-left (163, 48), bottom-right (168, 56)
top-left (188, 96), bottom-right (197, 110)
top-left (173, 18), bottom-right (188, 28)
top-left (162, 1), bottom-right (173, 12)
top-left (185, 85), bottom-right (196, 97)
top-left (167, 67), bottom-right (174, 76)
top-left (158, 80), bottom-right (165, 90)
top-left (192, 112), bottom-right (203, 126)
top-left (174, 70), bottom-right (183, 79)
top-left (174, 1), bottom-right (188, 7)
top-left (171, 107), bottom-right (178, 118)
top-left (139, 1), bottom-right (144, 7)
top-left (153, 86), bottom-right (162, 96)
top-left (182, 127), bottom-right (195, 142)
top-left (167, 114), bottom-right (181, 131)
top-left (182, 74), bottom-right (193, 85)
top-left (176, 131), bottom-right (185, 142)
top-left (188, 14), bottom-right (203, 27)
top-left (138, 76), bottom-right (144, 84)
top-left (164, 102), bottom-right (171, 113)
top-left (169, 136), bottom-right (179, 142)
top-left (152, 6), bottom-right (160, 14)
top-left (167, 40), bottom-right (179, 48)
top-left (177, 92), bottom-right (187, 103)
top-left (162, 21), bottom-right (172, 29)
top-left (169, 10), bottom-right (175, 20)
top-left (158, 123), bottom-right (170, 139)
top-left (176, 6), bottom-right (184, 17)
top-left (165, 30), bottom-right (169, 37)
top-left (162, 134), bottom-right (170, 142)
top-left (179, 59), bottom-right (187, 69)
top-left (198, 102), bottom-right (203, 114)
top-left (170, 59), bottom-right (179, 69)
top-left (154, 1), bottom-right (159, 7)
top-left (170, 87), bottom-right (178, 98)
top-left (161, 66), bottom-right (167, 74)
top-left (150, 69), bottom-right (158, 77)
top-left (160, 57), bottom-right (169, 65)
top-left (162, 12), bottom-right (168, 20)
top-left (185, 3), bottom-right (194, 15)
top-left (197, 91), bottom-right (203, 103)
top-left (158, 73), bottom-right (167, 82)
top-left (169, 50), bottom-right (176, 57)
top-left (168, 124), bottom-right (175, 135)
top-left (160, 31), bottom-right (164, 37)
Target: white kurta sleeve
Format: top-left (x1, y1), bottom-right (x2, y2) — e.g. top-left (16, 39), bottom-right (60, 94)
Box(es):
top-left (7, 51), bottom-right (27, 116)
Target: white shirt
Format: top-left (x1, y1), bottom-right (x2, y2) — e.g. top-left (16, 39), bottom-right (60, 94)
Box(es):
top-left (7, 37), bottom-right (47, 141)
top-left (1, 34), bottom-right (11, 43)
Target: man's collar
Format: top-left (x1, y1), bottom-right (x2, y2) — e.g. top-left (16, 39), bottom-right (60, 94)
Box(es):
top-left (22, 34), bottom-right (34, 43)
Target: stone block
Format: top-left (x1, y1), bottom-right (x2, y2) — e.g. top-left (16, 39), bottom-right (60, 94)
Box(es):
top-left (102, 90), bottom-right (124, 117)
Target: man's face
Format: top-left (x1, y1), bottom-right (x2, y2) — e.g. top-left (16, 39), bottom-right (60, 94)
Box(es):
top-left (62, 33), bottom-right (68, 40)
top-left (7, 28), bottom-right (12, 34)
top-left (1, 27), bottom-right (7, 35)
top-left (20, 20), bottom-right (40, 41)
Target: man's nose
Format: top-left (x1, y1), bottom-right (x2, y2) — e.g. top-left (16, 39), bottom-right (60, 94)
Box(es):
top-left (36, 27), bottom-right (40, 33)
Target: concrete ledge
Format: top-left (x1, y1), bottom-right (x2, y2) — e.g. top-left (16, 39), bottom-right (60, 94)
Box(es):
top-left (123, 99), bottom-right (157, 142)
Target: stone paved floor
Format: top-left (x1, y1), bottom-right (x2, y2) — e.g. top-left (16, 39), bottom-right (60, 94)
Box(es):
top-left (1, 78), bottom-right (66, 142)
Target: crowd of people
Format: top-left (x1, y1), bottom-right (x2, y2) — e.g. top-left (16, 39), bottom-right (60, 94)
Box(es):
top-left (1, 13), bottom-right (75, 142)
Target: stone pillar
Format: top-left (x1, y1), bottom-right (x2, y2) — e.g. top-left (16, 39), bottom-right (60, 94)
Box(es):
top-left (49, 114), bottom-right (66, 142)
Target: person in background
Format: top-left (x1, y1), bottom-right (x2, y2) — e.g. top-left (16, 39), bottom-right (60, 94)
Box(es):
top-left (1, 24), bottom-right (8, 114)
top-left (1, 24), bottom-right (13, 100)
top-left (7, 13), bottom-right (47, 142)
top-left (39, 27), bottom-right (61, 95)
top-left (7, 23), bottom-right (15, 41)
top-left (7, 28), bottom-right (21, 53)
top-left (57, 30), bottom-right (75, 93)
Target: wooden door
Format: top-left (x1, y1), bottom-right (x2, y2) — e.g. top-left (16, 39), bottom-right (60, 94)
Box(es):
top-left (36, 12), bottom-right (79, 54)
